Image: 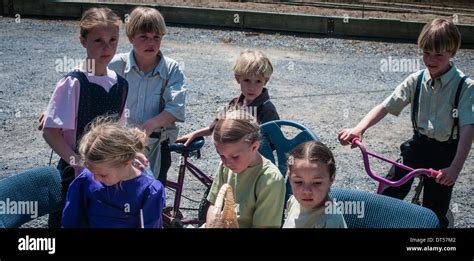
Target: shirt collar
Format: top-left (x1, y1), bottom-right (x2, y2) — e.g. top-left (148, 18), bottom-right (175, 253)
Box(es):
top-left (423, 62), bottom-right (457, 89)
top-left (237, 88), bottom-right (271, 107)
top-left (126, 50), bottom-right (168, 79)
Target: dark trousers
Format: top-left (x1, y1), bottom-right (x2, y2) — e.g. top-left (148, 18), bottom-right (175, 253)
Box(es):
top-left (382, 134), bottom-right (458, 228)
top-left (48, 159), bottom-right (75, 228)
top-left (157, 141), bottom-right (171, 186)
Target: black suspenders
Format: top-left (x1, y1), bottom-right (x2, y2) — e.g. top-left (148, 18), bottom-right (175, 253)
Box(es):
top-left (411, 70), bottom-right (424, 133)
top-left (450, 75), bottom-right (469, 140)
top-left (411, 70), bottom-right (468, 141)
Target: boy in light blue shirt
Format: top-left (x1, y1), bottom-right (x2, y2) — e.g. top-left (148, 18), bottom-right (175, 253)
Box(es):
top-left (109, 7), bottom-right (186, 185)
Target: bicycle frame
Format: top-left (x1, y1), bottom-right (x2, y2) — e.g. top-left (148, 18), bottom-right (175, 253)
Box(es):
top-left (350, 138), bottom-right (440, 194)
top-left (162, 140), bottom-right (213, 227)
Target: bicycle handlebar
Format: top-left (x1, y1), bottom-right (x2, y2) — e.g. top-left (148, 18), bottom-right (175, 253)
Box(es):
top-left (350, 138), bottom-right (441, 188)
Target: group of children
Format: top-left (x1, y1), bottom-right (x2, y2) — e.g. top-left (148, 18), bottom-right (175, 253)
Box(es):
top-left (40, 6), bottom-right (473, 229)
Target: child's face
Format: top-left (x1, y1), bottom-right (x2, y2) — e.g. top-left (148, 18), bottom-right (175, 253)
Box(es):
top-left (289, 159), bottom-right (334, 209)
top-left (87, 161), bottom-right (127, 186)
top-left (422, 50), bottom-right (453, 79)
top-left (214, 139), bottom-right (260, 174)
top-left (129, 32), bottom-right (162, 59)
top-left (80, 23), bottom-right (119, 67)
top-left (235, 74), bottom-right (268, 104)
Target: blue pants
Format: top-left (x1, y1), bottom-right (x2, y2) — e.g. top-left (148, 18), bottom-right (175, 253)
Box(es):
top-left (48, 159), bottom-right (74, 228)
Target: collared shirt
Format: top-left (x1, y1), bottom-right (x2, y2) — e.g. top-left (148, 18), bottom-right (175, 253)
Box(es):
top-left (109, 51), bottom-right (186, 143)
top-left (228, 88), bottom-right (280, 124)
top-left (282, 196), bottom-right (347, 228)
top-left (207, 158), bottom-right (286, 228)
top-left (382, 64), bottom-right (473, 142)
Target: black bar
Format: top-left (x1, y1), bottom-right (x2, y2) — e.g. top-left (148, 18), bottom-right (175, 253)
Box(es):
top-left (0, 229), bottom-right (472, 257)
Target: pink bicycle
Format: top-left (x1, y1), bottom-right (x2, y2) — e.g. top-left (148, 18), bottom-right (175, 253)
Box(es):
top-left (350, 137), bottom-right (440, 196)
top-left (350, 137), bottom-right (454, 227)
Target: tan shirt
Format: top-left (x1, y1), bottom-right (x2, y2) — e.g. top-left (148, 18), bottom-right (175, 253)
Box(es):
top-left (207, 157), bottom-right (286, 228)
top-left (382, 64), bottom-right (473, 142)
top-left (282, 196), bottom-right (347, 228)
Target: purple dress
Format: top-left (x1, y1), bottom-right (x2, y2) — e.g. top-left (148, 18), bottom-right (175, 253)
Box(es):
top-left (62, 169), bottom-right (165, 228)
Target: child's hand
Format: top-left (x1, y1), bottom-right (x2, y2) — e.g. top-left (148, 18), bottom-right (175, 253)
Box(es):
top-left (38, 112), bottom-right (45, 131)
top-left (176, 133), bottom-right (196, 147)
top-left (134, 153), bottom-right (149, 170)
top-left (337, 128), bottom-right (363, 146)
top-left (436, 165), bottom-right (461, 186)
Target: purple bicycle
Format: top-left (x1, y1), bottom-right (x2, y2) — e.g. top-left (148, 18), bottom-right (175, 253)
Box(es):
top-left (161, 137), bottom-right (213, 228)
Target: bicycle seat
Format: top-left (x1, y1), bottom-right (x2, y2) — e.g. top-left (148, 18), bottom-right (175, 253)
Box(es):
top-left (168, 137), bottom-right (205, 155)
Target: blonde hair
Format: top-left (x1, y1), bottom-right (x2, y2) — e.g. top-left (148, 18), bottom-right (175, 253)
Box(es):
top-left (233, 49), bottom-right (273, 79)
top-left (418, 18), bottom-right (461, 54)
top-left (78, 118), bottom-right (147, 167)
top-left (126, 7), bottom-right (166, 38)
top-left (212, 110), bottom-right (260, 145)
top-left (288, 141), bottom-right (336, 178)
top-left (80, 7), bottom-right (121, 39)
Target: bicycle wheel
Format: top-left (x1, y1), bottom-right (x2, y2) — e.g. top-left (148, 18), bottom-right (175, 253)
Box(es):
top-left (198, 186), bottom-right (211, 225)
top-left (163, 207), bottom-right (184, 228)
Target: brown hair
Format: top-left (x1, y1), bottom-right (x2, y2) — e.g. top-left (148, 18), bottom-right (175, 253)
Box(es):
top-left (288, 141), bottom-right (336, 178)
top-left (125, 6), bottom-right (166, 38)
top-left (418, 18), bottom-right (461, 54)
top-left (212, 110), bottom-right (260, 145)
top-left (78, 118), bottom-right (147, 166)
top-left (80, 7), bottom-right (121, 39)
top-left (233, 49), bottom-right (273, 79)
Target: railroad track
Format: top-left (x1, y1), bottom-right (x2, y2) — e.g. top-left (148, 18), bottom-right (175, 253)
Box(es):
top-left (254, 1), bottom-right (474, 17)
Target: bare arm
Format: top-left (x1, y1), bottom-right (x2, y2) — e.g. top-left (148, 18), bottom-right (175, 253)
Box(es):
top-left (338, 104), bottom-right (389, 145)
top-left (139, 111), bottom-right (177, 137)
top-left (437, 124), bottom-right (474, 186)
top-left (42, 128), bottom-right (82, 175)
top-left (176, 126), bottom-right (212, 147)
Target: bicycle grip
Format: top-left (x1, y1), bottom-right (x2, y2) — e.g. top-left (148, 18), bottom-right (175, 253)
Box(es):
top-left (350, 137), bottom-right (361, 148)
top-left (429, 169), bottom-right (441, 178)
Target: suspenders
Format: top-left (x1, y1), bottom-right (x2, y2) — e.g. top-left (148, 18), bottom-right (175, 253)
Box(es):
top-left (411, 71), bottom-right (424, 132)
top-left (410, 71), bottom-right (467, 206)
top-left (451, 75), bottom-right (468, 140)
top-left (411, 70), bottom-right (469, 141)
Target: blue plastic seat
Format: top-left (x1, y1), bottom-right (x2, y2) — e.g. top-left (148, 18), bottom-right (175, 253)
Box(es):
top-left (259, 120), bottom-right (320, 200)
top-left (259, 120), bottom-right (439, 228)
top-left (329, 187), bottom-right (439, 228)
top-left (168, 136), bottom-right (205, 155)
top-left (0, 166), bottom-right (63, 228)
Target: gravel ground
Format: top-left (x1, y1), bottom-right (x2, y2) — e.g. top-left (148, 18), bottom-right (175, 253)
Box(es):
top-left (0, 17), bottom-right (472, 228)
